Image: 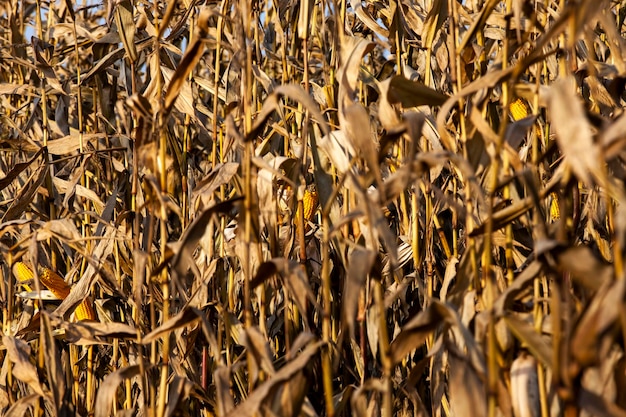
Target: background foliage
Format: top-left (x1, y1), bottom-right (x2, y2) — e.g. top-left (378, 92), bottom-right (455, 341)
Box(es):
top-left (1, 0), bottom-right (626, 416)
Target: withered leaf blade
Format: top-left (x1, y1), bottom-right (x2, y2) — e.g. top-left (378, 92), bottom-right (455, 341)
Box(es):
top-left (246, 84), bottom-right (330, 142)
top-left (388, 75), bottom-right (449, 108)
top-left (163, 8), bottom-right (214, 116)
top-left (171, 197), bottom-right (243, 280)
top-left (143, 308), bottom-right (202, 344)
top-left (570, 277), bottom-right (625, 368)
top-left (41, 313), bottom-right (65, 411)
top-left (0, 148), bottom-right (43, 192)
top-left (556, 245), bottom-right (613, 291)
top-left (251, 258), bottom-right (318, 322)
top-left (342, 247), bottom-right (376, 341)
top-left (389, 302), bottom-right (447, 366)
top-left (114, 0), bottom-right (137, 62)
top-left (62, 321), bottom-right (138, 344)
top-left (549, 76), bottom-right (601, 187)
top-left (578, 388), bottom-right (626, 417)
top-left (449, 352), bottom-right (487, 417)
top-left (94, 365), bottom-right (145, 417)
top-left (55, 226), bottom-right (116, 319)
top-left (2, 336), bottom-right (46, 397)
top-left (2, 152), bottom-right (48, 223)
top-left (4, 394), bottom-right (41, 417)
top-left (225, 341), bottom-right (323, 417)
top-left (503, 314), bottom-right (552, 369)
top-left (165, 376), bottom-right (195, 417)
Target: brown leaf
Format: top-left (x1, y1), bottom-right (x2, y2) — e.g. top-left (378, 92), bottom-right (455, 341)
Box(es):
top-left (2, 336), bottom-right (45, 397)
top-left (165, 376), bottom-right (195, 417)
top-left (225, 341), bottom-right (322, 417)
top-left (163, 7), bottom-right (214, 116)
top-left (577, 388), bottom-right (626, 417)
top-left (449, 351), bottom-right (487, 417)
top-left (143, 308), bottom-right (201, 345)
top-left (171, 197), bottom-right (243, 283)
top-left (41, 313), bottom-right (65, 411)
top-left (504, 314), bottom-right (553, 369)
top-left (342, 247), bottom-right (376, 341)
top-left (389, 302), bottom-right (447, 365)
top-left (2, 153), bottom-right (48, 222)
top-left (570, 277), bottom-right (625, 368)
top-left (94, 365), bottom-right (145, 417)
top-left (55, 225), bottom-right (116, 319)
top-left (0, 148), bottom-right (43, 192)
top-left (548, 76), bottom-right (601, 187)
top-left (4, 394), bottom-right (41, 417)
top-left (388, 75), bottom-right (449, 108)
top-left (246, 84), bottom-right (330, 141)
top-left (114, 0), bottom-right (137, 62)
top-left (62, 321), bottom-right (137, 345)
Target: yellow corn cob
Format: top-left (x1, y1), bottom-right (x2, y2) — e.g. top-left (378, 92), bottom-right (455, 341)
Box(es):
top-left (302, 188), bottom-right (319, 223)
top-left (14, 262), bottom-right (96, 321)
top-left (509, 98), bottom-right (530, 121)
top-left (295, 187), bottom-right (319, 235)
top-left (549, 192), bottom-right (560, 220)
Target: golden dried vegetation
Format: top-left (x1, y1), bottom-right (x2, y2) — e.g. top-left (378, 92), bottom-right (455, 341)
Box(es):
top-left (1, 0), bottom-right (626, 416)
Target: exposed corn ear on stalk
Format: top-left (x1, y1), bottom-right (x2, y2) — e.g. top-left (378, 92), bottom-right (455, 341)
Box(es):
top-left (302, 187), bottom-right (319, 223)
top-left (14, 262), bottom-right (96, 321)
top-left (509, 98), bottom-right (530, 122)
top-left (295, 186), bottom-right (319, 235)
top-left (549, 192), bottom-right (560, 221)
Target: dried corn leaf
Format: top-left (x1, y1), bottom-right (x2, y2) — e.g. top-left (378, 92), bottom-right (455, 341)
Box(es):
top-left (114, 0), bottom-right (137, 62)
top-left (2, 336), bottom-right (45, 397)
top-left (504, 315), bottom-right (552, 369)
top-left (570, 277), bottom-right (625, 368)
top-left (387, 75), bottom-right (449, 108)
top-left (548, 76), bottom-right (601, 187)
top-left (342, 247), bottom-right (376, 341)
top-left (94, 365), bottom-right (144, 417)
top-left (449, 352), bottom-right (487, 417)
top-left (224, 341), bottom-right (322, 417)
top-left (163, 8), bottom-right (213, 116)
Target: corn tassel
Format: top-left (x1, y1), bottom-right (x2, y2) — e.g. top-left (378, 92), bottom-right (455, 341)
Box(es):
top-left (14, 262), bottom-right (96, 321)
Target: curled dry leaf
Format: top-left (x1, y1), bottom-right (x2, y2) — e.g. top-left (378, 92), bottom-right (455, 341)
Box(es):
top-left (342, 247), bottom-right (377, 341)
top-left (2, 336), bottom-right (46, 397)
top-left (225, 341), bottom-right (323, 417)
top-left (548, 76), bottom-right (602, 188)
top-left (94, 365), bottom-right (145, 417)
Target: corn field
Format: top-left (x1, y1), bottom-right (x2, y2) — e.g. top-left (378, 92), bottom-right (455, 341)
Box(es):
top-left (1, 0), bottom-right (626, 416)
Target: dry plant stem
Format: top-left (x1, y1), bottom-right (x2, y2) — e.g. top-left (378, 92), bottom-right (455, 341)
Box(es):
top-left (35, 3), bottom-right (50, 414)
top-left (374, 278), bottom-right (392, 417)
top-left (321, 210), bottom-right (334, 417)
top-left (241, 0), bottom-right (255, 392)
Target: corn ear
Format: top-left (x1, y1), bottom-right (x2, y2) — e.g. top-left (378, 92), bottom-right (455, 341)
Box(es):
top-left (302, 188), bottom-right (319, 223)
top-left (509, 98), bottom-right (530, 122)
top-left (550, 192), bottom-right (560, 221)
top-left (13, 262), bottom-right (96, 321)
top-left (37, 266), bottom-right (71, 300)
